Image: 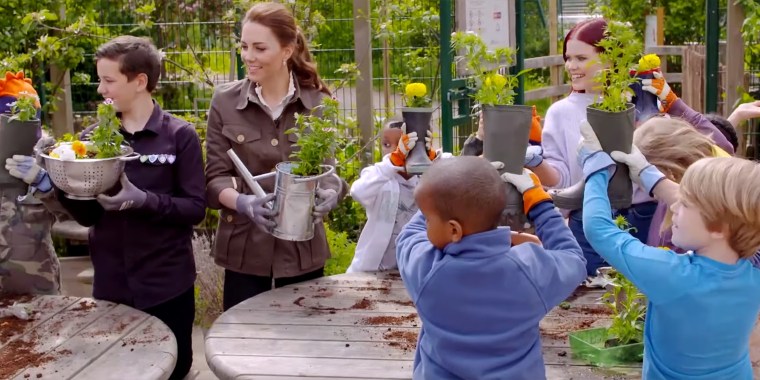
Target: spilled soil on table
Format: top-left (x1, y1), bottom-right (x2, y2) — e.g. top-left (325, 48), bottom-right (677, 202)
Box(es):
top-left (0, 333), bottom-right (72, 380)
top-left (383, 328), bottom-right (418, 352)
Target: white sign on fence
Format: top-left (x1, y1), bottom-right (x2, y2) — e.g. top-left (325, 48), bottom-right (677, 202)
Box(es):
top-left (456, 0), bottom-right (513, 51)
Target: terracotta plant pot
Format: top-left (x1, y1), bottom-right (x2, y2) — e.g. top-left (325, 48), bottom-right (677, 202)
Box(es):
top-left (482, 104), bottom-right (533, 218)
top-left (401, 107), bottom-right (434, 175)
top-left (586, 104), bottom-right (635, 210)
top-left (0, 114), bottom-right (41, 189)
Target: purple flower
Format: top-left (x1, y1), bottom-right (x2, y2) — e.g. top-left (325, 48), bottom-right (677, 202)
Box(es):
top-left (104, 98), bottom-right (114, 105)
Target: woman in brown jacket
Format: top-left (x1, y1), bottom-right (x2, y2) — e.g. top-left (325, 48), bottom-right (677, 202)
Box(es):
top-left (205, 2), bottom-right (344, 310)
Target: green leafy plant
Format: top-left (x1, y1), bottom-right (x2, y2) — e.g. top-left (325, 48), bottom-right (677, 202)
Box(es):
top-left (600, 268), bottom-right (646, 346)
top-left (286, 97), bottom-right (340, 177)
top-left (8, 91), bottom-right (39, 121)
top-left (90, 99), bottom-right (125, 158)
top-left (324, 223), bottom-right (357, 276)
top-left (599, 215), bottom-right (646, 346)
top-left (590, 21), bottom-right (643, 113)
top-left (451, 31), bottom-right (525, 106)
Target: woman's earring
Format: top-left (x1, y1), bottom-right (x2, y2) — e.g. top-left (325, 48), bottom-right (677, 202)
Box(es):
top-left (282, 59), bottom-right (287, 67)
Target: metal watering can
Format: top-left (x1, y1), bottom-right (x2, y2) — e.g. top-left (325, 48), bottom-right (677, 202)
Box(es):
top-left (227, 150), bottom-right (342, 242)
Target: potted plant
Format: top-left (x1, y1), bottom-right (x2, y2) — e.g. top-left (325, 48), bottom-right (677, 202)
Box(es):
top-left (451, 31), bottom-right (531, 218)
top-left (586, 20), bottom-right (642, 210)
top-left (630, 53), bottom-right (662, 122)
top-left (400, 82), bottom-right (435, 174)
top-left (274, 97), bottom-right (342, 241)
top-left (0, 89), bottom-right (42, 189)
top-left (41, 99), bottom-right (139, 199)
top-left (569, 216), bottom-right (646, 366)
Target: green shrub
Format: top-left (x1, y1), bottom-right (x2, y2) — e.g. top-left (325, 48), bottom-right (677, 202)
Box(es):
top-left (324, 223), bottom-right (356, 276)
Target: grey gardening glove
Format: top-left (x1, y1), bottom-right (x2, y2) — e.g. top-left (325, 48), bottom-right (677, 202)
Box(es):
top-left (236, 193), bottom-right (277, 229)
top-left (34, 137), bottom-right (57, 163)
top-left (313, 188), bottom-right (338, 224)
top-left (524, 145), bottom-right (544, 168)
top-left (96, 173), bottom-right (147, 211)
top-left (5, 155), bottom-right (53, 192)
top-left (611, 145), bottom-right (666, 196)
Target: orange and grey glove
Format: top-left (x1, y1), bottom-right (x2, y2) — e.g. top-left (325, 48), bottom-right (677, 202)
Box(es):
top-left (500, 169), bottom-right (552, 214)
top-left (529, 105), bottom-right (542, 145)
top-left (389, 129), bottom-right (418, 167)
top-left (423, 129), bottom-right (439, 161)
top-left (389, 128), bottom-right (437, 167)
top-left (641, 70), bottom-right (678, 113)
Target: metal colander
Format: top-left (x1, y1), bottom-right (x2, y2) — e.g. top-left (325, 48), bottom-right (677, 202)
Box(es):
top-left (41, 146), bottom-right (140, 199)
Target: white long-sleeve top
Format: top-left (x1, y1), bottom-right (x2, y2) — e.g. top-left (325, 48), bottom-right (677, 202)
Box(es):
top-left (347, 155), bottom-right (420, 273)
top-left (542, 92), bottom-right (651, 205)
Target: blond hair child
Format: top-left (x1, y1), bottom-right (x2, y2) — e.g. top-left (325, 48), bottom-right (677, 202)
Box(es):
top-left (580, 119), bottom-right (760, 379)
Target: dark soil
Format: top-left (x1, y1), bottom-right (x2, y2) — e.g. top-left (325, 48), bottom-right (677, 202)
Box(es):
top-left (313, 288), bottom-right (333, 298)
top-left (70, 300), bottom-right (96, 312)
top-left (361, 313), bottom-right (417, 326)
top-left (540, 318), bottom-right (595, 339)
top-left (0, 316), bottom-right (35, 344)
top-left (121, 334), bottom-right (170, 346)
top-left (350, 298), bottom-right (373, 310)
top-left (0, 335), bottom-right (71, 379)
top-left (0, 294), bottom-right (33, 308)
top-left (377, 300), bottom-right (414, 307)
top-left (383, 329), bottom-right (418, 352)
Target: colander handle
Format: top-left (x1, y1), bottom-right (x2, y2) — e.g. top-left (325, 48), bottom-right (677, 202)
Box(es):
top-left (120, 152), bottom-right (141, 161)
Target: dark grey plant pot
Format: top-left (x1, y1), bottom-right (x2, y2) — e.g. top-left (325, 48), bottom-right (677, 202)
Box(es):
top-left (482, 104), bottom-right (533, 219)
top-left (586, 104), bottom-right (635, 210)
top-left (401, 107), bottom-right (434, 175)
top-left (0, 114), bottom-right (41, 189)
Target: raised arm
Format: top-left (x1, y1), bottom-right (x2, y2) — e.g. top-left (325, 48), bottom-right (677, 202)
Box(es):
top-left (395, 210), bottom-right (439, 299)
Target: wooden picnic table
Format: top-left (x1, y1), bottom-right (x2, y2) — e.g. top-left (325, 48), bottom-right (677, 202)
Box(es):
top-left (205, 271), bottom-right (642, 380)
top-left (0, 294), bottom-right (177, 380)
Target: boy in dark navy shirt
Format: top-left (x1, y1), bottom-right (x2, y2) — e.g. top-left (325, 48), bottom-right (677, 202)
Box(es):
top-left (7, 36), bottom-right (205, 380)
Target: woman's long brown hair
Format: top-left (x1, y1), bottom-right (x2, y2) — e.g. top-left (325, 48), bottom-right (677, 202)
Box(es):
top-left (243, 2), bottom-right (331, 96)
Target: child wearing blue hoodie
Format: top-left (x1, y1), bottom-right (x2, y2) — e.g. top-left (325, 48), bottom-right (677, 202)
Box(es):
top-left (395, 156), bottom-right (586, 380)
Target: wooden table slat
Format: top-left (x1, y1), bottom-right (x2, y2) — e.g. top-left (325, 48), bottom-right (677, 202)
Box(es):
top-left (0, 295), bottom-right (81, 350)
top-left (11, 303), bottom-right (148, 379)
top-left (206, 273), bottom-right (641, 380)
top-left (71, 317), bottom-right (177, 380)
top-left (208, 356), bottom-right (414, 380)
top-left (0, 295), bottom-right (177, 380)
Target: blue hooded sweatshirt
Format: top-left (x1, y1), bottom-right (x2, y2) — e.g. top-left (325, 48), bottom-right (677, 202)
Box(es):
top-left (396, 202), bottom-right (586, 379)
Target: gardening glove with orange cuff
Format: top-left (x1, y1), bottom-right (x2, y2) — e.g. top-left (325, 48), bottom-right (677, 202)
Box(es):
top-left (96, 173), bottom-right (147, 211)
top-left (236, 193), bottom-right (277, 230)
top-left (5, 155), bottom-right (52, 192)
top-left (500, 169), bottom-right (553, 214)
top-left (389, 129), bottom-right (437, 167)
top-left (313, 188), bottom-right (339, 224)
top-left (577, 121), bottom-right (616, 181)
top-left (529, 105), bottom-right (542, 145)
top-left (641, 70), bottom-right (678, 113)
top-left (610, 146), bottom-right (666, 196)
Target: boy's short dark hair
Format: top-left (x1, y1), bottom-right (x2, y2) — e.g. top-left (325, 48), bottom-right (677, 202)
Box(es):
top-left (704, 113), bottom-right (739, 151)
top-left (419, 156), bottom-right (506, 231)
top-left (95, 35), bottom-right (162, 92)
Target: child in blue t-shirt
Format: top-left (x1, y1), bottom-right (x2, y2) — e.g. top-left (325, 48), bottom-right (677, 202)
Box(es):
top-left (579, 121), bottom-right (760, 380)
top-left (396, 156), bottom-right (586, 379)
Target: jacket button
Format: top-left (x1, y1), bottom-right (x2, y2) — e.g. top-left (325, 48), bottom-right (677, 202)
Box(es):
top-left (271, 138), bottom-right (279, 146)
top-left (226, 215), bottom-right (233, 222)
top-left (237, 135), bottom-right (245, 143)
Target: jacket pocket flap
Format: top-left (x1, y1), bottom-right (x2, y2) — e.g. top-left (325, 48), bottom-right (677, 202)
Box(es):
top-left (222, 124), bottom-right (262, 144)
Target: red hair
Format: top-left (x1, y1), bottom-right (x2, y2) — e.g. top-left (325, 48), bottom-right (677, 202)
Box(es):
top-left (563, 18), bottom-right (608, 61)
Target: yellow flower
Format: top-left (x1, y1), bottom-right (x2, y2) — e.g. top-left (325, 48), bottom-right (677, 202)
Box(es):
top-left (49, 152), bottom-right (60, 159)
top-left (72, 140), bottom-right (87, 158)
top-left (405, 83), bottom-right (427, 98)
top-left (489, 73), bottom-right (507, 90)
top-left (638, 54), bottom-right (661, 72)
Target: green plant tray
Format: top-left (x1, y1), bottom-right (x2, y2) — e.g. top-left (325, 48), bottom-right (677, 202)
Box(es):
top-left (568, 327), bottom-right (644, 367)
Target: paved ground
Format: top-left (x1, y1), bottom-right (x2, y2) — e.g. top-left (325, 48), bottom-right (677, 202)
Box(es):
top-left (59, 257), bottom-right (217, 380)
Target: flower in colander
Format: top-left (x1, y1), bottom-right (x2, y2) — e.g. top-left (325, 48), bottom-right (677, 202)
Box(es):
top-left (52, 145), bottom-right (77, 161)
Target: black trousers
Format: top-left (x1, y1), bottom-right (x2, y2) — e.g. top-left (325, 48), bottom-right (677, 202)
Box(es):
top-left (144, 286), bottom-right (195, 380)
top-left (223, 268), bottom-right (324, 311)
